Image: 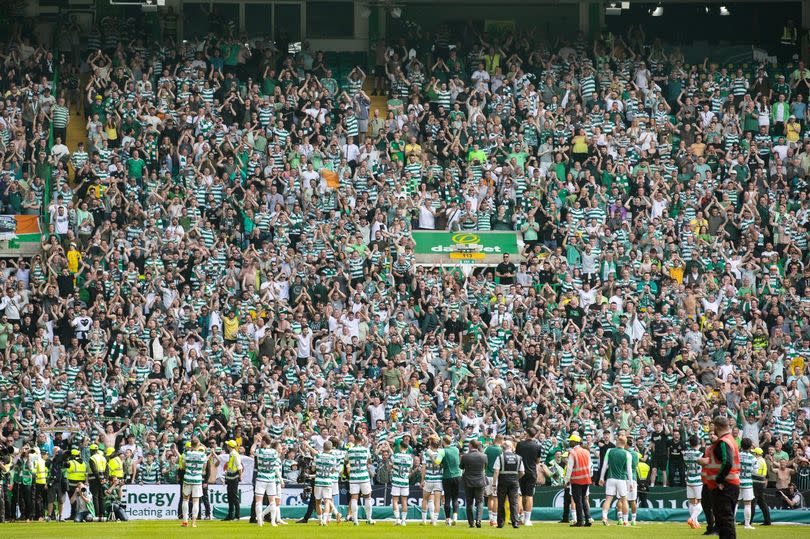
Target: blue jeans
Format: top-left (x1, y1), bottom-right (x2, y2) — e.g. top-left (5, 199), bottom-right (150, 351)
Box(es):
top-left (74, 510), bottom-right (92, 522)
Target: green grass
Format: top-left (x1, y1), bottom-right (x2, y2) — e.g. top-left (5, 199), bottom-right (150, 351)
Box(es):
top-left (0, 520), bottom-right (805, 539)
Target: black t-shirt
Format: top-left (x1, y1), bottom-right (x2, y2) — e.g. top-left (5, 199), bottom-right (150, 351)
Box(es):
top-left (496, 262), bottom-right (516, 284)
top-left (565, 305), bottom-right (585, 327)
top-left (651, 431), bottom-right (669, 458)
top-left (668, 438), bottom-right (685, 463)
top-left (515, 439), bottom-right (541, 477)
top-left (537, 269), bottom-right (554, 284)
top-left (444, 318), bottom-right (465, 341)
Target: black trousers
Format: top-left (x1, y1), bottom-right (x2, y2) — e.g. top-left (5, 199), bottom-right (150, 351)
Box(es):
top-left (465, 485), bottom-right (484, 525)
top-left (89, 479), bottom-right (105, 519)
top-left (702, 484), bottom-right (716, 532)
top-left (711, 485), bottom-right (739, 539)
top-left (442, 477), bottom-right (460, 519)
top-left (561, 486), bottom-right (571, 522)
top-left (669, 462), bottom-right (686, 487)
top-left (201, 485), bottom-right (211, 518)
top-left (33, 483), bottom-right (47, 519)
top-left (53, 127), bottom-right (67, 144)
top-left (496, 481), bottom-right (519, 527)
top-left (571, 483), bottom-right (590, 524)
top-left (301, 490), bottom-right (317, 522)
top-left (17, 484), bottom-right (33, 520)
top-left (751, 483), bottom-right (771, 525)
top-left (66, 481), bottom-right (79, 520)
top-left (226, 478), bottom-right (240, 520)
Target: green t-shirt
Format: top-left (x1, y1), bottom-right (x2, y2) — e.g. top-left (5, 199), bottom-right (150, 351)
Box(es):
top-left (603, 447), bottom-right (632, 480)
top-left (484, 444), bottom-right (503, 477)
top-left (441, 445), bottom-right (462, 478)
top-left (127, 158), bottom-right (146, 180)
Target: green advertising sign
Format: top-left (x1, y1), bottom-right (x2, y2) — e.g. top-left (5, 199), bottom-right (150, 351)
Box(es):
top-left (411, 231), bottom-right (519, 255)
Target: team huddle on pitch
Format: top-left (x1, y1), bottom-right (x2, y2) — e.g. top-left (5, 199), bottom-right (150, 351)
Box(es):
top-left (173, 415), bottom-right (754, 534)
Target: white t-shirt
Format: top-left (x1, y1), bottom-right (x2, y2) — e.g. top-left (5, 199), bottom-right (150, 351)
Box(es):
top-left (418, 204), bottom-right (436, 229)
top-left (72, 316), bottom-right (93, 339)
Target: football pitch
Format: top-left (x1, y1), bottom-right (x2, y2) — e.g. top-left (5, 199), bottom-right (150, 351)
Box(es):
top-left (0, 520), bottom-right (805, 538)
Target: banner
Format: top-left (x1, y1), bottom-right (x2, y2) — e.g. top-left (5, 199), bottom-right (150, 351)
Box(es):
top-left (0, 214), bottom-right (41, 256)
top-left (484, 20), bottom-right (516, 38)
top-left (56, 483), bottom-right (810, 522)
top-left (411, 231), bottom-right (519, 255)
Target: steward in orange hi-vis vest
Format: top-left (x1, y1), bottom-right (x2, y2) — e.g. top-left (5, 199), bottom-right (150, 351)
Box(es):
top-left (704, 417), bottom-right (741, 539)
top-left (564, 434), bottom-right (592, 527)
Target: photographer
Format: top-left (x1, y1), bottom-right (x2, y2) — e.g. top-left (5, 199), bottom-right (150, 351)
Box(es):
top-left (104, 477), bottom-right (128, 521)
top-left (11, 447), bottom-right (34, 521)
top-left (294, 454), bottom-right (316, 523)
top-left (70, 482), bottom-right (94, 522)
top-left (780, 483), bottom-right (805, 509)
top-left (47, 447), bottom-right (69, 521)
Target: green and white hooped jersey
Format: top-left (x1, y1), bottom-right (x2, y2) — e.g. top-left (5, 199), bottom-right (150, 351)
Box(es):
top-left (423, 449), bottom-right (443, 481)
top-left (314, 452), bottom-right (340, 487)
top-left (740, 451), bottom-right (756, 488)
top-left (183, 450), bottom-right (207, 485)
top-left (683, 448), bottom-right (703, 487)
top-left (330, 449), bottom-right (346, 482)
top-left (391, 452), bottom-right (414, 487)
top-left (347, 445), bottom-right (371, 483)
top-left (255, 447), bottom-right (281, 482)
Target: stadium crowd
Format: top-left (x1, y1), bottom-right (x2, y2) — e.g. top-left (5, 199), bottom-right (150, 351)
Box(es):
top-left (0, 13), bottom-right (809, 523)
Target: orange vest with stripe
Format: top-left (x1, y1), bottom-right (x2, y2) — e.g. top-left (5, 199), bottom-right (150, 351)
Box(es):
top-left (570, 445), bottom-right (592, 485)
top-left (701, 433), bottom-right (740, 489)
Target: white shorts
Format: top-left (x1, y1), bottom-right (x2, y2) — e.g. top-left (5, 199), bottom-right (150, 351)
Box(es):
top-left (349, 481), bottom-right (372, 496)
top-left (424, 481), bottom-right (444, 494)
top-left (255, 480), bottom-right (279, 497)
top-left (627, 480), bottom-right (638, 501)
top-left (484, 477), bottom-right (495, 497)
top-left (391, 485), bottom-right (409, 497)
top-left (686, 485), bottom-right (703, 499)
top-left (740, 487), bottom-right (754, 502)
top-left (314, 486), bottom-right (333, 500)
top-left (605, 478), bottom-right (628, 498)
top-left (182, 483), bottom-right (203, 498)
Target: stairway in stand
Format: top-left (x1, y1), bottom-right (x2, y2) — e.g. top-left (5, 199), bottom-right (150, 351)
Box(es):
top-left (66, 103), bottom-right (88, 152)
top-left (364, 78), bottom-right (388, 126)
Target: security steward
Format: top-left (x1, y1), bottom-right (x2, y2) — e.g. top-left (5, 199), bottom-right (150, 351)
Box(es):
top-left (88, 444), bottom-right (107, 519)
top-left (224, 440), bottom-right (243, 521)
top-left (106, 448), bottom-right (124, 481)
top-left (492, 440), bottom-right (524, 528)
top-left (32, 448), bottom-right (49, 520)
top-left (750, 447), bottom-right (771, 526)
top-left (564, 433), bottom-right (592, 527)
top-left (65, 449), bottom-right (87, 520)
top-left (701, 417), bottom-right (740, 539)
